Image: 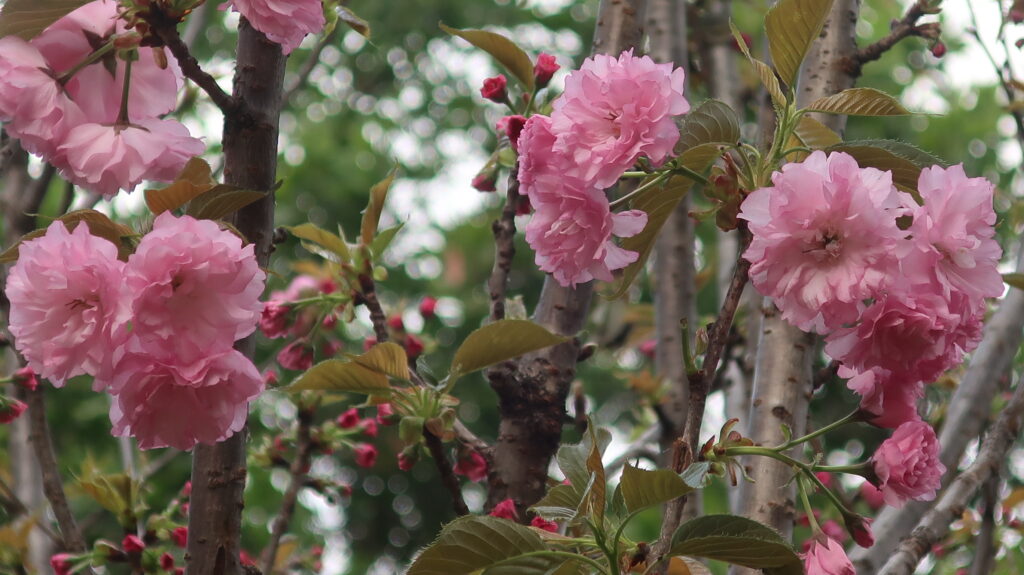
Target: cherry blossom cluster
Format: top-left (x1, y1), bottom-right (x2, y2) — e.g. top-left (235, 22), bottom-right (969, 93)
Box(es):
top-left (739, 151), bottom-right (1000, 432)
top-left (515, 50), bottom-right (689, 287)
top-left (0, 0), bottom-right (204, 197)
top-left (6, 213), bottom-right (265, 450)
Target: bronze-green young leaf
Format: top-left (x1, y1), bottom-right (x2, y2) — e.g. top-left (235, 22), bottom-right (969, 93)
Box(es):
top-left (620, 464), bottom-right (693, 513)
top-left (669, 515), bottom-right (802, 575)
top-left (676, 99), bottom-right (741, 154)
top-left (407, 515), bottom-right (566, 575)
top-left (604, 175), bottom-right (693, 299)
top-left (287, 223), bottom-right (351, 263)
top-left (349, 341), bottom-right (410, 381)
top-left (439, 23), bottom-right (535, 90)
top-left (186, 187), bottom-right (266, 221)
top-left (361, 170), bottom-right (396, 245)
top-left (448, 319), bottom-right (567, 382)
top-left (144, 157), bottom-right (218, 215)
top-left (729, 21), bottom-right (786, 110)
top-left (0, 0), bottom-right (90, 40)
top-left (764, 0), bottom-right (835, 87)
top-left (1004, 273), bottom-right (1024, 290)
top-left (803, 87), bottom-right (911, 116)
top-left (337, 6), bottom-right (370, 38)
top-left (287, 359), bottom-right (392, 394)
top-left (0, 210), bottom-right (137, 263)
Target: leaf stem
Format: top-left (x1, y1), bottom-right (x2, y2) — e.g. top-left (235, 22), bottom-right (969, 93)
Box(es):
top-left (58, 41), bottom-right (115, 85)
top-left (778, 411), bottom-right (859, 450)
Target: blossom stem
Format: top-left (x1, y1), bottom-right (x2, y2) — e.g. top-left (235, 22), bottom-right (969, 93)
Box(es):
top-left (57, 41), bottom-right (115, 85)
top-left (797, 474), bottom-right (823, 533)
top-left (814, 462), bottom-right (870, 475)
top-left (779, 411), bottom-right (860, 449)
top-left (608, 170), bottom-right (671, 208)
top-left (670, 164), bottom-right (709, 185)
top-left (117, 59), bottom-right (133, 126)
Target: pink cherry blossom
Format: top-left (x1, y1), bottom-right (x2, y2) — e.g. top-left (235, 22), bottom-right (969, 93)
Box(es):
top-left (525, 185), bottom-right (647, 287)
top-left (226, 0), bottom-right (326, 55)
top-left (802, 536), bottom-right (855, 575)
top-left (6, 221), bottom-right (128, 386)
top-left (106, 345), bottom-right (263, 450)
top-left (551, 49), bottom-right (688, 188)
top-left (826, 292), bottom-right (981, 385)
top-left (489, 498), bottom-right (518, 520)
top-left (739, 151), bottom-right (911, 333)
top-left (32, 0), bottom-right (182, 121)
top-left (59, 118), bottom-right (204, 197)
top-left (0, 37), bottom-right (82, 160)
top-left (516, 114), bottom-right (580, 206)
top-left (842, 366), bottom-right (922, 429)
top-left (903, 164), bottom-right (1003, 303)
top-left (453, 451), bottom-right (488, 482)
top-left (870, 420), bottom-right (945, 508)
top-left (124, 213), bottom-right (264, 361)
top-left (353, 443), bottom-right (378, 468)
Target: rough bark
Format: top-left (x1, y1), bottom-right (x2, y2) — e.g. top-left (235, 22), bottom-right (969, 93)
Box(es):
top-left (851, 247), bottom-right (1024, 571)
top-left (731, 2), bottom-right (860, 571)
top-left (483, 0), bottom-right (648, 514)
top-left (185, 17), bottom-right (286, 575)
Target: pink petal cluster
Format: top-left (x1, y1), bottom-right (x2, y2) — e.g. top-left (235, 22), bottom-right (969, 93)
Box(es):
top-left (802, 536), bottom-right (855, 575)
top-left (226, 0), bottom-right (326, 55)
top-left (740, 154), bottom-right (1000, 429)
top-left (6, 214), bottom-right (266, 450)
top-left (0, 0), bottom-right (202, 197)
top-left (516, 51), bottom-right (687, 286)
top-left (5, 221), bottom-right (128, 386)
top-left (870, 420), bottom-right (945, 507)
top-left (739, 151), bottom-right (908, 333)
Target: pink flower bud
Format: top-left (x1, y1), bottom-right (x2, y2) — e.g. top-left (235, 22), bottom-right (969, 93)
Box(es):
top-left (160, 552), bottom-right (175, 570)
top-left (489, 498), bottom-right (518, 520)
top-left (0, 399), bottom-right (27, 424)
top-left (815, 471), bottom-right (834, 488)
top-left (182, 482), bottom-right (192, 498)
top-left (931, 41), bottom-right (947, 58)
top-left (639, 339), bottom-right (657, 359)
top-left (360, 418), bottom-right (379, 438)
top-left (497, 114), bottom-right (528, 152)
top-left (122, 534), bottom-right (145, 553)
top-left (171, 526), bottom-right (188, 548)
top-left (387, 315), bottom-right (405, 331)
top-left (277, 340), bottom-right (314, 371)
top-left (397, 448), bottom-right (417, 471)
top-left (472, 171), bottom-right (498, 192)
top-left (802, 536), bottom-right (854, 575)
top-left (354, 443), bottom-right (378, 468)
top-left (453, 451), bottom-right (488, 482)
top-left (404, 334), bottom-right (425, 359)
top-left (50, 553), bottom-right (74, 575)
top-left (13, 366), bottom-right (37, 391)
top-left (533, 53), bottom-right (559, 88)
top-left (859, 481), bottom-right (885, 510)
top-left (336, 408), bottom-right (360, 429)
top-left (419, 296), bottom-right (438, 319)
top-left (846, 515), bottom-right (875, 548)
top-left (530, 516), bottom-right (559, 532)
top-left (377, 403), bottom-right (396, 425)
top-left (480, 74), bottom-right (508, 103)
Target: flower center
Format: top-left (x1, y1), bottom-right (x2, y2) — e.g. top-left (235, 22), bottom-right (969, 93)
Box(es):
top-left (807, 226), bottom-right (844, 261)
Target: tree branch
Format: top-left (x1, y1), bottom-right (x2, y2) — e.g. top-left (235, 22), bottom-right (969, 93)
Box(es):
top-left (146, 8), bottom-right (243, 120)
top-left (357, 274), bottom-right (391, 343)
top-left (843, 0), bottom-right (931, 79)
top-left (968, 474), bottom-right (1000, 575)
top-left (487, 166), bottom-right (519, 322)
top-left (877, 378), bottom-right (1024, 575)
top-left (259, 409), bottom-right (315, 574)
top-left (423, 427), bottom-right (470, 516)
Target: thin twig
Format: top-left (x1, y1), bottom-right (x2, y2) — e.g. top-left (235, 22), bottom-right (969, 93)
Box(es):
top-left (488, 165), bottom-right (520, 321)
top-left (651, 228), bottom-right (751, 567)
top-left (877, 380), bottom-right (1024, 575)
top-left (423, 427), bottom-right (470, 516)
top-left (259, 408), bottom-right (315, 574)
top-left (358, 274), bottom-right (390, 343)
top-left (844, 0), bottom-right (930, 78)
top-left (284, 27), bottom-right (341, 103)
top-left (146, 9), bottom-right (242, 119)
top-left (969, 474), bottom-right (1000, 575)
top-left (13, 386), bottom-right (87, 553)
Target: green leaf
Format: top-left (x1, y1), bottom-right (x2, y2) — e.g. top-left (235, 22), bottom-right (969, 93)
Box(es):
top-left (370, 223), bottom-right (404, 257)
top-left (604, 175), bottom-right (693, 299)
top-left (288, 223), bottom-right (351, 262)
top-left (145, 157), bottom-right (218, 215)
top-left (361, 170), bottom-right (396, 245)
top-left (729, 21), bottom-right (786, 109)
top-left (448, 319), bottom-right (567, 382)
top-left (186, 187), bottom-right (266, 221)
top-left (555, 429), bottom-right (611, 492)
top-left (765, 0), bottom-right (835, 87)
top-left (792, 115), bottom-right (842, 149)
top-left (680, 461), bottom-right (713, 489)
top-left (407, 516), bottom-right (563, 575)
top-left (440, 23), bottom-right (535, 90)
top-left (585, 426), bottom-right (607, 523)
top-left (337, 6), bottom-right (370, 38)
top-left (676, 99), bottom-right (741, 154)
top-left (620, 464), bottom-right (693, 513)
top-left (804, 87), bottom-right (911, 116)
top-left (0, 0), bottom-right (90, 40)
top-left (287, 343), bottom-right (407, 394)
top-left (669, 515), bottom-right (802, 574)
top-left (531, 483), bottom-right (585, 521)
top-left (826, 139), bottom-right (948, 194)
top-left (1004, 273), bottom-right (1024, 290)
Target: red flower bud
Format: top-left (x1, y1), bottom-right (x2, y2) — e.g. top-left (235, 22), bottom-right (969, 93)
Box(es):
top-left (171, 526), bottom-right (188, 548)
top-left (480, 74), bottom-right (508, 103)
top-left (404, 334), bottom-right (425, 359)
top-left (530, 516), bottom-right (559, 532)
top-left (13, 366), bottom-right (38, 391)
top-left (51, 553), bottom-right (74, 575)
top-left (122, 534), bottom-right (145, 553)
top-left (160, 552), bottom-right (176, 570)
top-left (489, 498), bottom-right (518, 520)
top-left (533, 53), bottom-right (559, 88)
top-left (0, 399), bottom-right (27, 424)
top-left (336, 408), bottom-right (360, 429)
top-left (497, 114), bottom-right (527, 151)
top-left (419, 296), bottom-right (438, 319)
top-left (472, 171), bottom-right (497, 192)
top-left (387, 315), bottom-right (405, 331)
top-left (931, 41), bottom-right (947, 58)
top-left (354, 443), bottom-right (378, 468)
